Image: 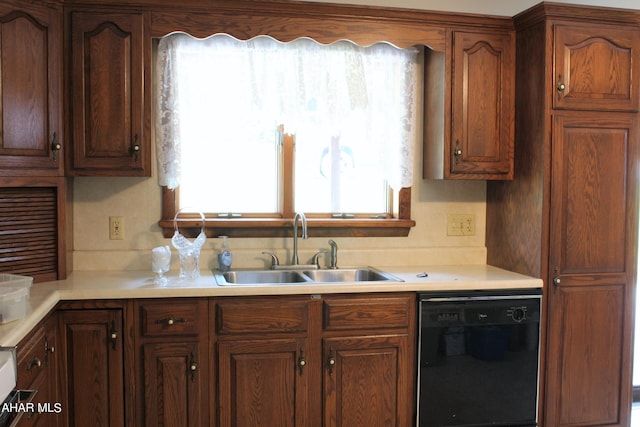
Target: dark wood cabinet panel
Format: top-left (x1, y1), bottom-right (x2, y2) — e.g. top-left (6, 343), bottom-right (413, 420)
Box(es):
top-left (0, 2), bottom-right (63, 175)
top-left (450, 31), bottom-right (514, 179)
top-left (58, 309), bottom-right (125, 427)
top-left (217, 338), bottom-right (310, 427)
top-left (142, 342), bottom-right (207, 427)
top-left (549, 114), bottom-right (635, 276)
top-left (134, 299), bottom-right (209, 427)
top-left (16, 314), bottom-right (59, 427)
top-left (553, 23), bottom-right (640, 112)
top-left (323, 335), bottom-right (411, 427)
top-left (68, 11), bottom-right (150, 176)
top-left (545, 113), bottom-right (637, 426)
top-left (545, 285), bottom-right (626, 426)
top-left (424, 29), bottom-right (514, 180)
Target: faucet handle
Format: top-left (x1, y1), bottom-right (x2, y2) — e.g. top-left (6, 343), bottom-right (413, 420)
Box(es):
top-left (261, 251), bottom-right (280, 269)
top-left (312, 250), bottom-right (328, 269)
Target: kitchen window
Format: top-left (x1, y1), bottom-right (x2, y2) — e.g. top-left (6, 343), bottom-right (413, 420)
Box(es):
top-left (156, 33), bottom-right (419, 237)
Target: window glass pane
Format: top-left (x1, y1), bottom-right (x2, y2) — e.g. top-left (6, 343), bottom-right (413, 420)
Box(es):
top-left (172, 41), bottom-right (280, 213)
top-left (294, 120), bottom-right (388, 214)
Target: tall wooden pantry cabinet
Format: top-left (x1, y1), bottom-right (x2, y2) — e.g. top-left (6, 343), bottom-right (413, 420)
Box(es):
top-left (486, 3), bottom-right (640, 427)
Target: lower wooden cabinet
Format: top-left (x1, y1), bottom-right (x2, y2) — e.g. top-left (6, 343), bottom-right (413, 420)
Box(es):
top-left (141, 342), bottom-right (206, 427)
top-left (44, 293), bottom-right (414, 426)
top-left (135, 299), bottom-right (209, 427)
top-left (215, 293), bottom-right (415, 427)
top-left (217, 338), bottom-right (310, 427)
top-left (16, 314), bottom-right (59, 427)
top-left (323, 335), bottom-right (411, 427)
top-left (57, 307), bottom-right (126, 427)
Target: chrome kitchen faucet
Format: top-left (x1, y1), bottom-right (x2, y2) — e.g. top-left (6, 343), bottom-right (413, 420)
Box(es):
top-left (291, 212), bottom-right (308, 265)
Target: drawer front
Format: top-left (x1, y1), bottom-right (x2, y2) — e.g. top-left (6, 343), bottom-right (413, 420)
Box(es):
top-left (139, 299), bottom-right (206, 337)
top-left (17, 326), bottom-right (50, 389)
top-left (216, 297), bottom-right (309, 335)
top-left (323, 295), bottom-right (412, 331)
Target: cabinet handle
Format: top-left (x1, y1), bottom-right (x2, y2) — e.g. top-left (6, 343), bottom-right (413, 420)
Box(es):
top-left (44, 333), bottom-right (54, 367)
top-left (454, 140), bottom-right (462, 163)
top-left (51, 132), bottom-right (62, 161)
top-left (327, 348), bottom-right (336, 375)
top-left (110, 320), bottom-right (118, 350)
top-left (131, 134), bottom-right (140, 162)
top-left (189, 352), bottom-right (198, 382)
top-left (557, 75), bottom-right (566, 94)
top-left (26, 356), bottom-right (42, 371)
top-left (553, 276), bottom-right (561, 287)
top-left (155, 317), bottom-right (186, 327)
top-left (297, 348), bottom-right (306, 376)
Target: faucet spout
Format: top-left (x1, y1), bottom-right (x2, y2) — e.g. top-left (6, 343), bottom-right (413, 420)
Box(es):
top-left (328, 239), bottom-right (338, 269)
top-left (292, 212), bottom-right (308, 265)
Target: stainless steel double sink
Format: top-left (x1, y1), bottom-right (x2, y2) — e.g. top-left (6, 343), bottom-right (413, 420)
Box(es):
top-left (213, 267), bottom-right (403, 285)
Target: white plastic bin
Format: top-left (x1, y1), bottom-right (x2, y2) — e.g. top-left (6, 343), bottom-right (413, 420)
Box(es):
top-left (0, 274), bottom-right (33, 324)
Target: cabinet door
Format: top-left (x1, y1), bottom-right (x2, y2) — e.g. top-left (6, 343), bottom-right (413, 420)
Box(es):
top-left (323, 335), bottom-right (411, 427)
top-left (142, 342), bottom-right (207, 427)
top-left (553, 23), bottom-right (640, 112)
top-left (449, 30), bottom-right (514, 179)
top-left (69, 11), bottom-right (149, 176)
top-left (545, 114), bottom-right (638, 427)
top-left (0, 2), bottom-right (62, 175)
top-left (16, 315), bottom-right (59, 427)
top-left (217, 339), bottom-right (309, 427)
top-left (58, 310), bottom-right (125, 427)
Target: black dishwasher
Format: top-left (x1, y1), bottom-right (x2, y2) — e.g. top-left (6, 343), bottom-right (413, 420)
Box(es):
top-left (417, 290), bottom-right (542, 427)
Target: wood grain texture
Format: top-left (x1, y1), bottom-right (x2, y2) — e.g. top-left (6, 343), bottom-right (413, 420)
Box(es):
top-left (68, 11), bottom-right (150, 176)
top-left (488, 8), bottom-right (639, 427)
top-left (58, 309), bottom-right (125, 427)
top-left (0, 2), bottom-right (62, 176)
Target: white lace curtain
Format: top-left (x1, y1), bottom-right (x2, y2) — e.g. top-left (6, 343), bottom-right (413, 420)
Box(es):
top-left (155, 33), bottom-right (419, 190)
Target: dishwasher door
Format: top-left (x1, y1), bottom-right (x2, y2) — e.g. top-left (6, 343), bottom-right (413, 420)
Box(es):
top-left (417, 290), bottom-right (542, 427)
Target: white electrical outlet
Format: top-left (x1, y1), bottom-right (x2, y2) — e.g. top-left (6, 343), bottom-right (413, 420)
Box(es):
top-left (109, 216), bottom-right (124, 240)
top-left (447, 214), bottom-right (476, 236)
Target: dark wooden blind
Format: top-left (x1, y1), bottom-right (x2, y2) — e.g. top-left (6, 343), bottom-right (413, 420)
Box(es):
top-left (0, 187), bottom-right (57, 281)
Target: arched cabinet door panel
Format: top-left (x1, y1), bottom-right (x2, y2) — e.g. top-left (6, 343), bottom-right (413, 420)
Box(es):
top-left (0, 3), bottom-right (62, 176)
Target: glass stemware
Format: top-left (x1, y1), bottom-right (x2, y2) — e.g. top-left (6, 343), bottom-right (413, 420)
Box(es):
top-left (152, 246), bottom-right (171, 286)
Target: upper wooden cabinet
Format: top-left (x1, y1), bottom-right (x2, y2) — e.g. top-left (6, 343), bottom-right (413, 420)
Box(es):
top-left (0, 1), bottom-right (63, 176)
top-left (68, 10), bottom-right (150, 176)
top-left (424, 29), bottom-right (515, 180)
top-left (553, 23), bottom-right (640, 112)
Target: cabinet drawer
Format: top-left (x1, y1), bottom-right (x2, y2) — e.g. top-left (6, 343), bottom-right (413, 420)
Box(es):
top-left (323, 295), bottom-right (412, 331)
top-left (139, 299), bottom-right (206, 337)
top-left (17, 326), bottom-right (50, 389)
top-left (216, 297), bottom-right (309, 335)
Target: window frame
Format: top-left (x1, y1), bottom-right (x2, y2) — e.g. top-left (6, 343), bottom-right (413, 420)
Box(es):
top-left (159, 132), bottom-right (414, 238)
top-left (159, 186), bottom-right (414, 238)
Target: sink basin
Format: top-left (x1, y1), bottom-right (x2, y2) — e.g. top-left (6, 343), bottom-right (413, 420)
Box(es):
top-left (214, 267), bottom-right (403, 285)
top-left (214, 270), bottom-right (311, 285)
top-left (302, 267), bottom-right (402, 282)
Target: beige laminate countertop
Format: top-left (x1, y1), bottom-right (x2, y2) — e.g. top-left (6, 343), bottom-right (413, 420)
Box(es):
top-left (0, 264), bottom-right (542, 346)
